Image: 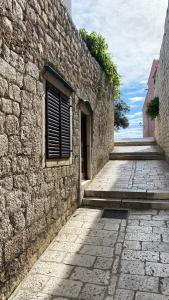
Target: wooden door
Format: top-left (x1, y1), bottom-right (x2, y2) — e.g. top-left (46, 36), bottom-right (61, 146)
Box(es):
top-left (81, 112), bottom-right (88, 180)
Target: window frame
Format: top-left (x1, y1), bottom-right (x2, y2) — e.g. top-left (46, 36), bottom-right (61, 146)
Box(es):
top-left (42, 72), bottom-right (73, 168)
top-left (45, 80), bottom-right (71, 160)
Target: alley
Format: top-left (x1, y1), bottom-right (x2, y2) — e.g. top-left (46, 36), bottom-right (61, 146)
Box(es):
top-left (9, 207), bottom-right (169, 300)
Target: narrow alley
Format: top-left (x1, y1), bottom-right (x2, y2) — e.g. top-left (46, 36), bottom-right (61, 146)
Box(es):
top-left (9, 140), bottom-right (169, 300)
top-left (1, 1), bottom-right (169, 300)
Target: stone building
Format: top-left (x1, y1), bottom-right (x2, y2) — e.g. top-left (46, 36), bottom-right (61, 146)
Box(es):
top-left (143, 59), bottom-right (158, 138)
top-left (0, 0), bottom-right (114, 298)
top-left (154, 6), bottom-right (169, 159)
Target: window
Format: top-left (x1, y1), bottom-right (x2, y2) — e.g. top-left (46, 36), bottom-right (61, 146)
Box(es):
top-left (45, 81), bottom-right (70, 159)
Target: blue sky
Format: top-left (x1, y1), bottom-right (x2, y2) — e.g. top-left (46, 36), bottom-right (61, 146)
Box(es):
top-left (72, 0), bottom-right (168, 139)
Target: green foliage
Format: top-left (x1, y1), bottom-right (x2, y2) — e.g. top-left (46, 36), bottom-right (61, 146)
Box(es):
top-left (114, 99), bottom-right (130, 130)
top-left (146, 97), bottom-right (159, 120)
top-left (80, 28), bottom-right (121, 99)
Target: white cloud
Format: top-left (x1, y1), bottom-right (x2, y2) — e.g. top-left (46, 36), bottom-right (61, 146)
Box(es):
top-left (129, 97), bottom-right (145, 103)
top-left (126, 112), bottom-right (142, 119)
top-left (72, 0), bottom-right (167, 84)
top-left (129, 104), bottom-right (137, 109)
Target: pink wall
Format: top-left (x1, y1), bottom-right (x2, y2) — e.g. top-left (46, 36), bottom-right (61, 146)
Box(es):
top-left (143, 60), bottom-right (159, 137)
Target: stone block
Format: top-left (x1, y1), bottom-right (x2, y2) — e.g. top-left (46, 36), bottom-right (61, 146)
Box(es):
top-left (9, 84), bottom-right (21, 102)
top-left (13, 102), bottom-right (20, 117)
top-left (71, 267), bottom-right (110, 285)
top-left (25, 62), bottom-right (39, 79)
top-left (30, 261), bottom-right (73, 278)
top-left (1, 98), bottom-right (12, 114)
top-left (122, 249), bottom-right (159, 262)
top-left (118, 274), bottom-right (159, 292)
top-left (136, 292), bottom-right (169, 300)
top-left (142, 242), bottom-right (169, 252)
top-left (125, 232), bottom-right (161, 242)
top-left (0, 134), bottom-right (8, 156)
top-left (114, 289), bottom-right (135, 300)
top-left (0, 77), bottom-right (8, 97)
top-left (94, 257), bottom-right (113, 270)
top-left (80, 283), bottom-right (107, 300)
top-left (120, 259), bottom-right (145, 275)
top-left (146, 262), bottom-right (169, 277)
top-left (20, 274), bottom-right (49, 293)
top-left (124, 240), bottom-right (141, 250)
top-left (160, 252), bottom-right (169, 264)
top-left (4, 233), bottom-right (25, 262)
top-left (160, 278), bottom-right (169, 296)
top-left (80, 244), bottom-right (114, 257)
top-left (23, 75), bottom-right (36, 94)
top-left (63, 253), bottom-right (95, 267)
top-left (0, 58), bottom-right (16, 82)
top-left (5, 115), bottom-right (19, 135)
top-left (42, 278), bottom-right (82, 298)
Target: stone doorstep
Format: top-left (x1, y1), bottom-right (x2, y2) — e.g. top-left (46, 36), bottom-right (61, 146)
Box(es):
top-left (84, 189), bottom-right (169, 200)
top-left (82, 198), bottom-right (169, 209)
top-left (109, 153), bottom-right (165, 160)
top-left (115, 140), bottom-right (156, 146)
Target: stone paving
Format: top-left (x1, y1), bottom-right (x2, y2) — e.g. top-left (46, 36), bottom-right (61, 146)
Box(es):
top-left (9, 207), bottom-right (169, 300)
top-left (85, 160), bottom-right (169, 191)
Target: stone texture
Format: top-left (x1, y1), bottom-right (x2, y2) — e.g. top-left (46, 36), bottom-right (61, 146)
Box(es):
top-left (160, 278), bottom-right (169, 295)
top-left (0, 134), bottom-right (8, 156)
top-left (80, 283), bottom-right (107, 300)
top-left (118, 274), bottom-right (159, 292)
top-left (136, 292), bottom-right (169, 300)
top-left (155, 9), bottom-right (169, 161)
top-left (42, 278), bottom-right (82, 298)
top-left (0, 0), bottom-right (114, 298)
top-left (122, 249), bottom-right (159, 262)
top-left (114, 289), bottom-right (134, 300)
top-left (120, 259), bottom-right (145, 275)
top-left (8, 208), bottom-right (169, 300)
top-left (71, 267), bottom-right (110, 285)
top-left (146, 262), bottom-right (169, 277)
top-left (86, 160), bottom-right (169, 192)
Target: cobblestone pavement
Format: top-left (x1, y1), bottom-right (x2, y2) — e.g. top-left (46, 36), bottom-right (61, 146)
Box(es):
top-left (9, 208), bottom-right (169, 300)
top-left (85, 160), bottom-right (169, 191)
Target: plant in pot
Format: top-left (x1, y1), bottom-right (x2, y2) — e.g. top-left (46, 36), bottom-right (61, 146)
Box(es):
top-left (146, 96), bottom-right (159, 120)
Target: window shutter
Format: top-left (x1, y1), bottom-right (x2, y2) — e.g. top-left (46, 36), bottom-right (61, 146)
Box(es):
top-left (46, 81), bottom-right (70, 159)
top-left (60, 94), bottom-right (70, 158)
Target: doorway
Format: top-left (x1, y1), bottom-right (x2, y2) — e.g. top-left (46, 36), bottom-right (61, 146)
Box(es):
top-left (81, 112), bottom-right (88, 180)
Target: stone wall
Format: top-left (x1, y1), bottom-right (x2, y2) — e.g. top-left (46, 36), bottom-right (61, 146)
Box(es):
top-left (0, 0), bottom-right (114, 299)
top-left (154, 8), bottom-right (169, 159)
top-left (143, 60), bottom-right (158, 138)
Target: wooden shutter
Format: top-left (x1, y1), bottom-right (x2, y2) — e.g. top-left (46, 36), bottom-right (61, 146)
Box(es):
top-left (46, 81), bottom-right (70, 159)
top-left (60, 94), bottom-right (70, 158)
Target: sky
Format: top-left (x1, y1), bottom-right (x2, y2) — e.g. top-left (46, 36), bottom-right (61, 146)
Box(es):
top-left (72, 0), bottom-right (168, 139)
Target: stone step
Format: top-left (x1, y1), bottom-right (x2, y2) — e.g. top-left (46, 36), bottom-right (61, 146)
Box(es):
top-left (115, 138), bottom-right (156, 147)
top-left (82, 197), bottom-right (169, 210)
top-left (84, 189), bottom-right (169, 200)
top-left (109, 153), bottom-right (165, 160)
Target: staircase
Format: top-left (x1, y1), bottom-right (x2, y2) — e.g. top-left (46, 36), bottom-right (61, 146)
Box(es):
top-left (82, 139), bottom-right (169, 209)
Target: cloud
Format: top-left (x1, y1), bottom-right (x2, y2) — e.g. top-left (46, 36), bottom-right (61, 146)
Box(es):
top-left (129, 97), bottom-right (145, 103)
top-left (129, 104), bottom-right (137, 109)
top-left (126, 112), bottom-right (142, 119)
top-left (72, 0), bottom-right (167, 84)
